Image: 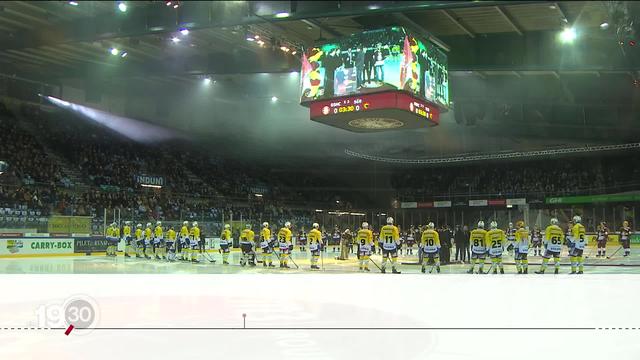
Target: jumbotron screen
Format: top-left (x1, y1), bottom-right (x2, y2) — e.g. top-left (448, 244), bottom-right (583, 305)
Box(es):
top-left (300, 26), bottom-right (449, 109)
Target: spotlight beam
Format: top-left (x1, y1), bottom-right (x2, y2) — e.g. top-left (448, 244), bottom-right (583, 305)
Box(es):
top-left (44, 96), bottom-right (184, 143)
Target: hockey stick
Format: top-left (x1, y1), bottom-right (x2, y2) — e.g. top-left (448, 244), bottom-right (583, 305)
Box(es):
top-left (273, 248), bottom-right (299, 269)
top-left (484, 261), bottom-right (496, 274)
top-left (606, 246), bottom-right (623, 259)
top-left (584, 245), bottom-right (596, 259)
top-left (425, 261), bottom-right (437, 274)
top-left (368, 257), bottom-right (382, 271)
top-left (202, 250), bottom-right (216, 263)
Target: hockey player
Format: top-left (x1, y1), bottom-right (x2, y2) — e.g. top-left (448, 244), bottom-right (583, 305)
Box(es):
top-left (356, 222), bottom-right (374, 272)
top-left (514, 221), bottom-right (530, 274)
top-left (486, 221), bottom-right (506, 274)
top-left (259, 222), bottom-right (274, 267)
top-left (299, 229), bottom-right (307, 252)
top-left (505, 222), bottom-right (516, 255)
top-left (105, 222), bottom-right (116, 257)
top-left (123, 221), bottom-right (132, 258)
top-left (134, 224), bottom-right (144, 258)
top-left (308, 223), bottom-right (323, 269)
top-left (278, 222), bottom-right (293, 268)
top-left (420, 222), bottom-right (441, 274)
top-left (190, 221), bottom-right (200, 263)
top-left (179, 221), bottom-right (190, 261)
top-left (620, 221), bottom-right (632, 257)
top-left (153, 221), bottom-right (164, 260)
top-left (406, 226), bottom-right (416, 255)
top-left (220, 224), bottom-right (232, 265)
top-left (239, 224), bottom-right (256, 266)
top-left (331, 226), bottom-right (341, 252)
top-left (536, 218), bottom-right (564, 274)
top-left (467, 221), bottom-right (488, 274)
top-left (531, 225), bottom-right (543, 256)
top-left (166, 225), bottom-right (177, 261)
top-left (144, 223), bottom-right (153, 259)
top-left (379, 217), bottom-right (401, 274)
top-left (596, 222), bottom-right (609, 257)
top-left (569, 216), bottom-right (586, 274)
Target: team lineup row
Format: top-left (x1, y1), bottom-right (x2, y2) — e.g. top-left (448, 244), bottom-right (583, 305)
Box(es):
top-left (101, 217), bottom-right (633, 274)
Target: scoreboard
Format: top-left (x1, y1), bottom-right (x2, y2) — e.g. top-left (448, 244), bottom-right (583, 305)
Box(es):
top-left (309, 91), bottom-right (439, 132)
top-left (300, 26), bottom-right (448, 133)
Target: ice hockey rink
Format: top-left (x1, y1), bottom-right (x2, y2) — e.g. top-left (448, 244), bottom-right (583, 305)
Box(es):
top-left (2, 245), bottom-right (639, 274)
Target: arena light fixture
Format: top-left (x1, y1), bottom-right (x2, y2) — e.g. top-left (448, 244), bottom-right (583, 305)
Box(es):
top-left (559, 27), bottom-right (576, 43)
top-left (246, 36), bottom-right (255, 42)
top-left (180, 28), bottom-right (189, 36)
top-left (171, 37), bottom-right (180, 43)
top-left (254, 193), bottom-right (263, 197)
top-left (271, 96), bottom-right (278, 102)
top-left (275, 12), bottom-right (290, 18)
top-left (141, 184), bottom-right (162, 189)
top-left (203, 77), bottom-right (211, 85)
top-left (117, 2), bottom-right (127, 12)
top-left (68, 1), bottom-right (79, 6)
top-left (120, 51), bottom-right (128, 58)
top-left (315, 209), bottom-right (323, 213)
top-left (600, 22), bottom-right (609, 30)
top-left (110, 48), bottom-right (120, 56)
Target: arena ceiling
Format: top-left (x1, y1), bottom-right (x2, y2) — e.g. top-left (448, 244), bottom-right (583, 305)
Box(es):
top-left (0, 1), bottom-right (638, 167)
top-left (0, 0), bottom-right (634, 85)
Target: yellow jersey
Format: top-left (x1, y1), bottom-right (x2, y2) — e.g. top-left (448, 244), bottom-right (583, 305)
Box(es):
top-left (180, 226), bottom-right (189, 238)
top-left (106, 227), bottom-right (115, 237)
top-left (356, 228), bottom-right (374, 246)
top-left (515, 228), bottom-right (529, 252)
top-left (469, 228), bottom-right (487, 253)
top-left (221, 229), bottom-right (232, 241)
top-left (544, 224), bottom-right (564, 252)
top-left (379, 224), bottom-right (399, 250)
top-left (144, 227), bottom-right (152, 240)
top-left (113, 227), bottom-right (120, 238)
top-left (154, 225), bottom-right (163, 238)
top-left (420, 229), bottom-right (440, 253)
top-left (515, 228), bottom-right (529, 240)
top-left (190, 226), bottom-right (200, 240)
top-left (571, 223), bottom-right (586, 250)
top-left (485, 228), bottom-right (506, 255)
top-left (308, 229), bottom-right (322, 244)
top-left (167, 229), bottom-right (176, 241)
top-left (277, 227), bottom-right (292, 244)
top-left (260, 228), bottom-right (271, 241)
top-left (308, 228), bottom-right (322, 251)
top-left (240, 229), bottom-right (255, 243)
top-left (123, 225), bottom-right (131, 237)
top-left (135, 228), bottom-right (143, 240)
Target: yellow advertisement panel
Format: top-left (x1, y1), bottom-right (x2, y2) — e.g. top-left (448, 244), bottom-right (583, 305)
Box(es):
top-left (47, 216), bottom-right (92, 234)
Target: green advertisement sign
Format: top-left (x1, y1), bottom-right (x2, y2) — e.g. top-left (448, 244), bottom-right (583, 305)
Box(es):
top-left (546, 193), bottom-right (640, 205)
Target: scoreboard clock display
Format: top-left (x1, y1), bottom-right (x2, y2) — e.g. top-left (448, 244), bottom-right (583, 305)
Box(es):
top-left (308, 91), bottom-right (439, 132)
top-left (300, 26), bottom-right (448, 133)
